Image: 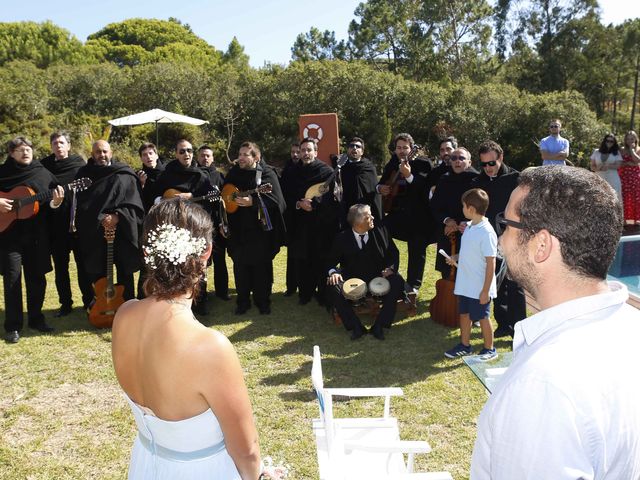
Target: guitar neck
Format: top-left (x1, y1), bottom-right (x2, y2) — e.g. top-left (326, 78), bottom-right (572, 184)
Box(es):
top-left (17, 182), bottom-right (74, 208)
top-left (106, 239), bottom-right (115, 293)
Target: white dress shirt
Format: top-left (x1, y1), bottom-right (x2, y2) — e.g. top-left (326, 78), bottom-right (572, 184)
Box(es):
top-left (471, 281), bottom-right (640, 479)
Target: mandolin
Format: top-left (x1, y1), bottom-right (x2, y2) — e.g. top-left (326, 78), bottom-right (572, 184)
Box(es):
top-left (162, 187), bottom-right (221, 203)
top-left (0, 178), bottom-right (92, 233)
top-left (88, 224), bottom-right (125, 329)
top-left (221, 183), bottom-right (273, 213)
top-left (429, 233), bottom-right (459, 328)
top-left (381, 145), bottom-right (421, 214)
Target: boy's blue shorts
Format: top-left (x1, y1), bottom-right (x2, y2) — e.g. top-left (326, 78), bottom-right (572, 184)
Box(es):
top-left (458, 295), bottom-right (491, 322)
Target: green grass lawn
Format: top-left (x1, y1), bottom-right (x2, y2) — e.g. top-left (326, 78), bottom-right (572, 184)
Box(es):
top-left (0, 243), bottom-right (512, 479)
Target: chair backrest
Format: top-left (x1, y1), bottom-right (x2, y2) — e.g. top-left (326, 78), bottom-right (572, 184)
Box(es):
top-left (312, 345), bottom-right (325, 417)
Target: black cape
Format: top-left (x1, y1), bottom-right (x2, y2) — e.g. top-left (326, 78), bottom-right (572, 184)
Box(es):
top-left (470, 163), bottom-right (520, 233)
top-left (289, 160), bottom-right (339, 259)
top-left (140, 159), bottom-right (166, 213)
top-left (223, 160), bottom-right (285, 264)
top-left (338, 157), bottom-right (382, 227)
top-left (75, 160), bottom-right (144, 276)
top-left (0, 158), bottom-right (58, 274)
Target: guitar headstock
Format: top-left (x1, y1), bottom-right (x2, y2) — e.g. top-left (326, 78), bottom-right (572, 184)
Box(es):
top-left (69, 177), bottom-right (92, 192)
top-left (204, 190), bottom-right (221, 203)
top-left (256, 183), bottom-right (273, 194)
top-left (103, 224), bottom-right (117, 242)
top-left (408, 144), bottom-right (422, 162)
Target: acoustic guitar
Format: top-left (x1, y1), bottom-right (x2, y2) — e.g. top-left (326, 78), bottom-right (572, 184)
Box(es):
top-left (221, 183), bottom-right (273, 213)
top-left (429, 234), bottom-right (459, 328)
top-left (162, 187), bottom-right (221, 203)
top-left (381, 145), bottom-right (421, 214)
top-left (0, 178), bottom-right (92, 233)
top-left (88, 224), bottom-right (125, 329)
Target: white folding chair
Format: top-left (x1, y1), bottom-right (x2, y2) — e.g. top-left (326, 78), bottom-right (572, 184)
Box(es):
top-left (311, 346), bottom-right (453, 480)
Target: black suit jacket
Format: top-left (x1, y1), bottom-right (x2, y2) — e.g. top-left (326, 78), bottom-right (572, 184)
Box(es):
top-left (327, 225), bottom-right (399, 283)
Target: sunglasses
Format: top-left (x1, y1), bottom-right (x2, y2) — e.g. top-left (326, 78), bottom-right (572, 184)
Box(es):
top-left (449, 155), bottom-right (467, 161)
top-left (178, 148), bottom-right (193, 154)
top-left (348, 143), bottom-right (363, 149)
top-left (495, 211), bottom-right (524, 236)
top-left (605, 139), bottom-right (615, 144)
top-left (549, 125), bottom-right (560, 128)
top-left (480, 160), bottom-right (497, 167)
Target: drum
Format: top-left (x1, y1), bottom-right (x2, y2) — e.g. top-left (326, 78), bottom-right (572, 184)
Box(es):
top-left (342, 278), bottom-right (367, 301)
top-left (369, 277), bottom-right (390, 297)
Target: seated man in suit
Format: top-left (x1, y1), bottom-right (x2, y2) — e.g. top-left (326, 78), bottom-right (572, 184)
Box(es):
top-left (326, 204), bottom-right (405, 341)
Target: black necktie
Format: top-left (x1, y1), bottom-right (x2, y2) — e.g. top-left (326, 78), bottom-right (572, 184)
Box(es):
top-left (359, 234), bottom-right (366, 249)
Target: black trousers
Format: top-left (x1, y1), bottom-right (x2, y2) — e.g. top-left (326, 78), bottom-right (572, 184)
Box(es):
top-left (493, 261), bottom-right (527, 334)
top-left (51, 237), bottom-right (94, 309)
top-left (327, 273), bottom-right (404, 332)
top-left (406, 233), bottom-right (430, 290)
top-left (296, 254), bottom-right (327, 303)
top-left (233, 261), bottom-right (272, 310)
top-left (2, 249), bottom-right (47, 332)
top-left (285, 247), bottom-right (298, 294)
top-left (212, 237), bottom-right (229, 298)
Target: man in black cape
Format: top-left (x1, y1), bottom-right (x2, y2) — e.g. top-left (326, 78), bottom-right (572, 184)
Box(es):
top-left (337, 137), bottom-right (382, 228)
top-left (41, 131), bottom-right (94, 316)
top-left (427, 136), bottom-right (457, 194)
top-left (152, 139), bottom-right (215, 313)
top-left (223, 141), bottom-right (285, 315)
top-left (136, 142), bottom-right (166, 213)
top-left (326, 204), bottom-right (404, 341)
top-left (279, 141), bottom-right (300, 297)
top-left (75, 140), bottom-right (144, 301)
top-left (377, 133), bottom-right (435, 294)
top-left (196, 144), bottom-right (229, 303)
top-left (471, 140), bottom-right (525, 338)
top-left (289, 138), bottom-right (340, 306)
top-left (1, 137), bottom-right (65, 343)
top-left (430, 147), bottom-right (478, 278)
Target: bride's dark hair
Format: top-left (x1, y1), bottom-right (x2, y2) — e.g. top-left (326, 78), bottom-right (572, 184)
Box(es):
top-left (142, 198), bottom-right (213, 300)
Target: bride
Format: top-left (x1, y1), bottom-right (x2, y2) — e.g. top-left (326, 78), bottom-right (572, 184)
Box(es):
top-left (112, 198), bottom-right (274, 479)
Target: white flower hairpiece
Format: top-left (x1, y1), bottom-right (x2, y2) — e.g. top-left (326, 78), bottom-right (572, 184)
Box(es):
top-left (143, 223), bottom-right (207, 270)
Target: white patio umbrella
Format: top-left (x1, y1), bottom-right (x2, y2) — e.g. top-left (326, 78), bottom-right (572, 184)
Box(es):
top-left (108, 108), bottom-right (209, 145)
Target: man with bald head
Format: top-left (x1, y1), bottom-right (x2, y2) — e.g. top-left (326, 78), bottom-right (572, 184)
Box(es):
top-left (75, 140), bottom-right (144, 302)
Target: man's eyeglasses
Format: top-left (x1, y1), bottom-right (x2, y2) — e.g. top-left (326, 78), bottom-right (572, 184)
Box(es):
top-left (178, 148), bottom-right (193, 154)
top-left (348, 143), bottom-right (363, 149)
top-left (549, 124), bottom-right (560, 129)
top-left (480, 160), bottom-right (497, 167)
top-left (449, 155), bottom-right (467, 162)
top-left (495, 211), bottom-right (524, 236)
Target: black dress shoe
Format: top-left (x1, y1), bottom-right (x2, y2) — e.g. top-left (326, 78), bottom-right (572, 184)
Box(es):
top-left (4, 331), bottom-right (19, 343)
top-left (371, 325), bottom-right (385, 340)
top-left (284, 290), bottom-right (296, 297)
top-left (350, 326), bottom-right (366, 341)
top-left (493, 326), bottom-right (513, 338)
top-left (55, 305), bottom-right (73, 317)
top-left (28, 321), bottom-right (55, 333)
top-left (298, 297), bottom-right (311, 305)
top-left (259, 306), bottom-right (271, 315)
top-left (235, 306), bottom-right (250, 315)
top-left (215, 293), bottom-right (231, 301)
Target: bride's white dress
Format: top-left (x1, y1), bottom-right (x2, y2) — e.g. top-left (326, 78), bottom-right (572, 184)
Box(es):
top-left (124, 394), bottom-right (241, 479)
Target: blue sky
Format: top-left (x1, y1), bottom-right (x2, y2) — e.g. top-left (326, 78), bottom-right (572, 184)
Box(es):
top-left (3, 0), bottom-right (639, 67)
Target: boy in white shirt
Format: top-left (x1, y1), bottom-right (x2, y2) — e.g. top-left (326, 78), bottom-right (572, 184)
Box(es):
top-left (444, 188), bottom-right (497, 360)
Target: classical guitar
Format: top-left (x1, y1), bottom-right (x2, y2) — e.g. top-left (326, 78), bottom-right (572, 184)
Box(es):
top-left (221, 183), bottom-right (273, 213)
top-left (88, 224), bottom-right (125, 329)
top-left (162, 187), bottom-right (221, 203)
top-left (429, 233), bottom-right (459, 328)
top-left (381, 145), bottom-right (421, 214)
top-left (0, 178), bottom-right (92, 233)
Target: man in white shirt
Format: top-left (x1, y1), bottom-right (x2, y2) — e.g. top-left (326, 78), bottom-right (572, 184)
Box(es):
top-left (539, 118), bottom-right (569, 165)
top-left (471, 166), bottom-right (640, 479)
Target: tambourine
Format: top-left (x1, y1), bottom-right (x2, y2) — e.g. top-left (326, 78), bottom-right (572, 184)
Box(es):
top-left (368, 277), bottom-right (390, 297)
top-left (342, 278), bottom-right (367, 301)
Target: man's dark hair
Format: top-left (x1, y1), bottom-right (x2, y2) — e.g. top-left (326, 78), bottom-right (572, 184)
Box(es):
top-left (439, 136), bottom-right (457, 149)
top-left (138, 142), bottom-right (157, 156)
top-left (392, 133), bottom-right (414, 149)
top-left (198, 144), bottom-right (213, 153)
top-left (300, 137), bottom-right (318, 151)
top-left (291, 141), bottom-right (300, 147)
top-left (462, 188), bottom-right (490, 216)
top-left (240, 141), bottom-right (261, 160)
top-left (516, 166), bottom-right (623, 280)
top-left (175, 139), bottom-right (192, 149)
top-left (50, 131), bottom-right (71, 145)
top-left (8, 136), bottom-right (33, 152)
top-left (478, 140), bottom-right (503, 158)
top-left (349, 137), bottom-right (365, 150)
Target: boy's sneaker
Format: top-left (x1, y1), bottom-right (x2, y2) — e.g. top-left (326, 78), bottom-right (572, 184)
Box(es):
top-left (478, 348), bottom-right (498, 361)
top-left (444, 343), bottom-right (472, 359)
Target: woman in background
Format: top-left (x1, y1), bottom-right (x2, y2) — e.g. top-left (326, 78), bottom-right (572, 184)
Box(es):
top-left (619, 130), bottom-right (640, 227)
top-left (590, 133), bottom-right (623, 202)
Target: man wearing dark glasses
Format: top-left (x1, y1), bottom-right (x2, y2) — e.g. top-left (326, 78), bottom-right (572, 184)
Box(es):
top-left (472, 166), bottom-right (640, 479)
top-left (471, 141), bottom-right (525, 338)
top-left (540, 118), bottom-right (569, 166)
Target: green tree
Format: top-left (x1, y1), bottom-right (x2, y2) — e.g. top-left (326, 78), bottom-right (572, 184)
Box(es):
top-left (0, 61), bottom-right (49, 123)
top-left (291, 28), bottom-right (349, 61)
top-left (223, 37), bottom-right (250, 69)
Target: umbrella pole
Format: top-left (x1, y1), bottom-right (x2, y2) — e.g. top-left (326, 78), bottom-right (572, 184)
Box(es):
top-left (155, 121), bottom-right (159, 147)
